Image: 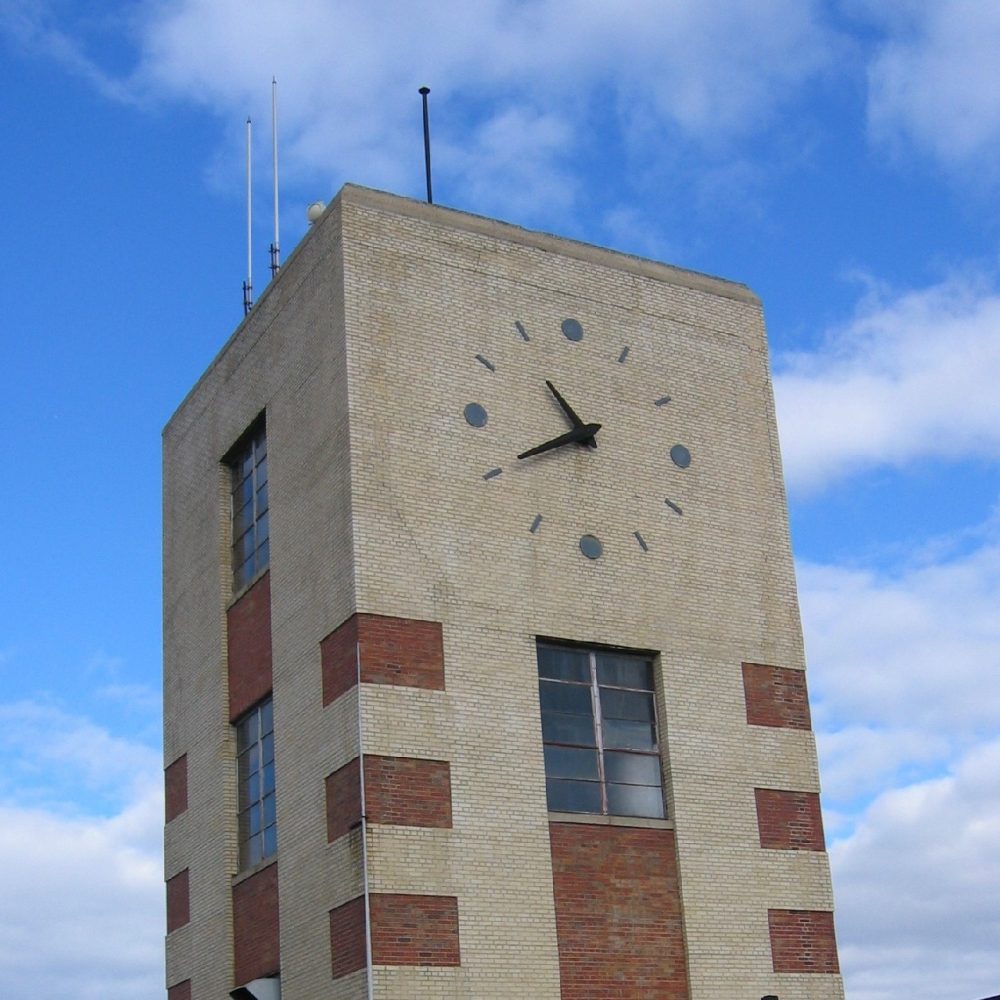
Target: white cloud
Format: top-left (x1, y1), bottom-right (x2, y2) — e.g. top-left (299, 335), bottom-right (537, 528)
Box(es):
top-left (830, 740), bottom-right (1000, 1000)
top-left (0, 702), bottom-right (163, 1000)
top-left (69, 0), bottom-right (835, 221)
top-left (857, 1), bottom-right (1000, 179)
top-left (775, 273), bottom-right (1000, 492)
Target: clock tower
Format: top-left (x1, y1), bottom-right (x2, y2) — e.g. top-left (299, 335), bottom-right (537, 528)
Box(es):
top-left (163, 184), bottom-right (843, 999)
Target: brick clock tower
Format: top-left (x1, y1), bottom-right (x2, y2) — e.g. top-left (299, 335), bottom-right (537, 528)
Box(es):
top-left (162, 185), bottom-right (843, 1000)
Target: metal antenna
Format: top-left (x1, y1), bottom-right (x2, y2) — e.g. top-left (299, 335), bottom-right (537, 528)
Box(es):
top-left (419, 86), bottom-right (433, 204)
top-left (269, 77), bottom-right (280, 277)
top-left (243, 116), bottom-right (253, 315)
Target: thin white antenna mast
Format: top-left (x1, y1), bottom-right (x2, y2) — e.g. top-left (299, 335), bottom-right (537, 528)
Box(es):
top-left (243, 116), bottom-right (253, 315)
top-left (270, 77), bottom-right (280, 276)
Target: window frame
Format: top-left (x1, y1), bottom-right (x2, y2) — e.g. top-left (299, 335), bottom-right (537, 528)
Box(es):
top-left (537, 642), bottom-right (666, 820)
top-left (235, 695), bottom-right (277, 869)
top-left (227, 417), bottom-right (269, 594)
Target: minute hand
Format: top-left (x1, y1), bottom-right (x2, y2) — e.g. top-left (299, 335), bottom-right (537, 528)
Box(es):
top-left (517, 421), bottom-right (602, 460)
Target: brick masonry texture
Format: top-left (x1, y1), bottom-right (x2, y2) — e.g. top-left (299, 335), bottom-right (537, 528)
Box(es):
top-left (326, 757), bottom-right (362, 842)
top-left (166, 868), bottom-right (190, 933)
top-left (322, 613), bottom-right (445, 705)
top-left (549, 822), bottom-right (689, 999)
top-left (768, 908), bottom-right (840, 973)
top-left (328, 755), bottom-right (452, 842)
top-left (329, 895), bottom-right (367, 979)
top-left (743, 661), bottom-right (813, 730)
top-left (232, 862), bottom-right (280, 985)
top-left (369, 893), bottom-right (461, 967)
top-left (165, 753), bottom-right (188, 823)
top-left (227, 571), bottom-right (273, 721)
top-left (755, 788), bottom-right (826, 851)
top-left (167, 981), bottom-right (192, 1000)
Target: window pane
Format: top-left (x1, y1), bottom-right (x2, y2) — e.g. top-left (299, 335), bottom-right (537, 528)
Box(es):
top-left (248, 803), bottom-right (262, 836)
top-left (600, 687), bottom-right (655, 722)
top-left (255, 431), bottom-right (266, 459)
top-left (597, 654), bottom-right (652, 690)
top-left (542, 711), bottom-right (597, 747)
top-left (262, 792), bottom-right (276, 828)
top-left (247, 833), bottom-right (262, 867)
top-left (256, 510), bottom-right (269, 546)
top-left (256, 481), bottom-right (269, 516)
top-left (233, 499), bottom-right (255, 539)
top-left (236, 716), bottom-right (254, 752)
top-left (262, 761), bottom-right (276, 795)
top-left (537, 646), bottom-right (590, 682)
top-left (239, 450), bottom-right (255, 480)
top-left (262, 732), bottom-right (274, 766)
top-left (255, 455), bottom-right (267, 487)
top-left (544, 745), bottom-right (599, 780)
top-left (256, 538), bottom-right (270, 571)
top-left (243, 744), bottom-right (260, 776)
top-left (539, 679), bottom-right (593, 715)
top-left (262, 824), bottom-right (277, 857)
top-left (604, 751), bottom-right (662, 786)
top-left (234, 529), bottom-right (256, 566)
top-left (603, 717), bottom-right (656, 750)
top-left (607, 782), bottom-right (665, 819)
top-left (234, 472), bottom-right (254, 507)
top-left (260, 699), bottom-right (273, 734)
top-left (546, 778), bottom-right (602, 814)
top-left (245, 770), bottom-right (260, 805)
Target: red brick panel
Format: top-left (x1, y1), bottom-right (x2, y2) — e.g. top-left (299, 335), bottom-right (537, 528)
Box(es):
top-left (167, 981), bottom-right (192, 1000)
top-left (768, 909), bottom-right (840, 974)
top-left (366, 756), bottom-right (452, 829)
top-left (233, 862), bottom-right (280, 984)
top-left (742, 662), bottom-right (812, 730)
top-left (322, 614), bottom-right (445, 705)
top-left (228, 572), bottom-right (273, 720)
top-left (755, 788), bottom-right (826, 851)
top-left (329, 896), bottom-right (367, 979)
top-left (326, 757), bottom-right (362, 842)
top-left (549, 823), bottom-right (689, 999)
top-left (166, 869), bottom-right (190, 933)
top-left (165, 754), bottom-right (188, 823)
top-left (370, 894), bottom-right (461, 967)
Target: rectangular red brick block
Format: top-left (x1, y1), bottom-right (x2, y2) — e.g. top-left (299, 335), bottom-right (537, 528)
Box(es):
top-left (755, 788), bottom-right (826, 851)
top-left (768, 909), bottom-right (840, 973)
top-left (233, 862), bottom-right (280, 985)
top-left (370, 894), bottom-right (461, 967)
top-left (549, 823), bottom-right (689, 1000)
top-left (322, 614), bottom-right (445, 705)
top-left (326, 757), bottom-right (362, 842)
top-left (743, 661), bottom-right (812, 730)
top-left (167, 980), bottom-right (191, 1000)
top-left (166, 868), bottom-right (190, 933)
top-left (329, 896), bottom-right (367, 979)
top-left (228, 571), bottom-right (273, 720)
top-left (165, 753), bottom-right (188, 823)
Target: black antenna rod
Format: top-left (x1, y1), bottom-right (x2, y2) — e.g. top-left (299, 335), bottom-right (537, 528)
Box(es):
top-left (419, 86), bottom-right (433, 204)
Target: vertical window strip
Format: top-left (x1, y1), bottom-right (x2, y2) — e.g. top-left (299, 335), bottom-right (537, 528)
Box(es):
top-left (230, 423), bottom-right (269, 592)
top-left (236, 697), bottom-right (277, 868)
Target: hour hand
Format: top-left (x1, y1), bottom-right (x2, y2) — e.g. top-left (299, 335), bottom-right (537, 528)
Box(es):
top-left (517, 421), bottom-right (601, 459)
top-left (546, 380), bottom-right (584, 428)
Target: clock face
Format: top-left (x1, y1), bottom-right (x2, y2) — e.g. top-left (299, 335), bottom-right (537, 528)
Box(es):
top-left (461, 316), bottom-right (693, 561)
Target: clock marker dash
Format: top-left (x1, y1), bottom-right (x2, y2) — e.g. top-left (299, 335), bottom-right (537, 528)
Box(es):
top-left (618, 346), bottom-right (630, 364)
top-left (475, 354), bottom-right (496, 372)
top-left (483, 467), bottom-right (503, 480)
top-left (654, 395), bottom-right (671, 407)
top-left (634, 531), bottom-right (648, 552)
top-left (530, 514), bottom-right (543, 534)
top-left (664, 498), bottom-right (683, 516)
top-left (514, 321), bottom-right (530, 342)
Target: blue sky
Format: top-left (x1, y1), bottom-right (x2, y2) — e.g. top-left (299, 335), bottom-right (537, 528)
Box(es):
top-left (2, 2), bottom-right (1000, 998)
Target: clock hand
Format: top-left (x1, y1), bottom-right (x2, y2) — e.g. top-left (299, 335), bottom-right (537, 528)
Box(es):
top-left (545, 380), bottom-right (585, 428)
top-left (517, 421), bottom-right (601, 459)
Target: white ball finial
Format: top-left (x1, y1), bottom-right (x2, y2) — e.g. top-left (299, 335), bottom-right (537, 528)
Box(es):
top-left (306, 201), bottom-right (326, 224)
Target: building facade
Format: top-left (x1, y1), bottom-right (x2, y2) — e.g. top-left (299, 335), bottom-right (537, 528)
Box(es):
top-left (162, 185), bottom-right (843, 999)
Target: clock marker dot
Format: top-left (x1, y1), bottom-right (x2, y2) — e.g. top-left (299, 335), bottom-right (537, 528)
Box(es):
top-left (464, 402), bottom-right (488, 427)
top-left (561, 318), bottom-right (584, 342)
top-left (670, 444), bottom-right (691, 468)
top-left (579, 534), bottom-right (603, 560)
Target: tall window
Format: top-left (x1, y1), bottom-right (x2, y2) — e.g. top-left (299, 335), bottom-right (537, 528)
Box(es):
top-left (236, 697), bottom-right (277, 867)
top-left (230, 420), bottom-right (269, 592)
top-left (537, 642), bottom-right (665, 819)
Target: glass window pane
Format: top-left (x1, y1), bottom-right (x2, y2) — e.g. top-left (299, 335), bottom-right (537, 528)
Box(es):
top-left (256, 538), bottom-right (269, 571)
top-left (256, 481), bottom-right (269, 517)
top-left (546, 778), bottom-right (602, 814)
top-left (607, 782), bottom-right (665, 819)
top-left (260, 699), bottom-right (273, 734)
top-left (541, 712), bottom-right (597, 747)
top-left (262, 792), bottom-right (276, 828)
top-left (262, 732), bottom-right (274, 765)
top-left (600, 687), bottom-right (655, 722)
top-left (236, 716), bottom-right (253, 752)
top-left (604, 751), bottom-right (662, 786)
top-left (247, 832), bottom-right (262, 867)
top-left (539, 680), bottom-right (593, 715)
top-left (255, 431), bottom-right (266, 460)
top-left (248, 803), bottom-right (262, 836)
top-left (537, 646), bottom-right (590, 682)
top-left (603, 717), bottom-right (656, 750)
top-left (543, 745), bottom-right (599, 780)
top-left (255, 455), bottom-right (267, 487)
top-left (262, 761), bottom-right (276, 795)
top-left (597, 654), bottom-right (652, 690)
top-left (234, 472), bottom-right (254, 507)
top-left (245, 770), bottom-right (260, 805)
top-left (256, 510), bottom-right (269, 545)
top-left (239, 450), bottom-right (255, 479)
top-left (262, 824), bottom-right (277, 857)
top-left (233, 529), bottom-right (256, 566)
top-left (233, 499), bottom-right (255, 539)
